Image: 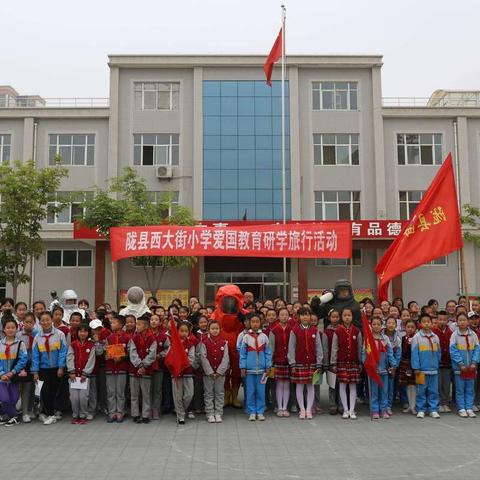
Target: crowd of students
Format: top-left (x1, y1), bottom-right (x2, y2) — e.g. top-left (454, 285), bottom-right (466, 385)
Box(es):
top-left (1, 292), bottom-right (480, 426)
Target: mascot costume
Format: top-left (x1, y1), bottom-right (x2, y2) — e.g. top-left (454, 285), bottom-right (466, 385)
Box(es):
top-left (211, 284), bottom-right (246, 408)
top-left (50, 289), bottom-right (85, 324)
top-left (311, 279), bottom-right (362, 330)
top-left (119, 286), bottom-right (150, 319)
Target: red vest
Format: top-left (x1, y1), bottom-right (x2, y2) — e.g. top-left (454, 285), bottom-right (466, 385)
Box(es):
top-left (291, 324), bottom-right (318, 365)
top-left (432, 326), bottom-right (453, 366)
top-left (324, 326), bottom-right (337, 357)
top-left (152, 330), bottom-right (169, 370)
top-left (271, 323), bottom-right (291, 364)
top-left (105, 331), bottom-right (130, 374)
top-left (335, 325), bottom-right (360, 363)
top-left (129, 332), bottom-right (156, 376)
top-left (181, 337), bottom-right (195, 376)
top-left (57, 324), bottom-right (70, 337)
top-left (203, 335), bottom-right (227, 372)
top-left (196, 330), bottom-right (209, 343)
top-left (71, 339), bottom-right (95, 376)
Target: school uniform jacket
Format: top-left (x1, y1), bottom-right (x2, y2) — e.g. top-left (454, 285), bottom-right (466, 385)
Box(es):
top-left (198, 335), bottom-right (230, 375)
top-left (16, 329), bottom-right (37, 369)
top-left (239, 330), bottom-right (272, 374)
top-left (323, 325), bottom-right (338, 369)
top-left (104, 331), bottom-right (130, 374)
top-left (449, 328), bottom-right (480, 373)
top-left (287, 324), bottom-right (323, 367)
top-left (0, 338), bottom-right (28, 379)
top-left (432, 326), bottom-right (453, 368)
top-left (31, 327), bottom-right (68, 372)
top-left (269, 323), bottom-right (292, 365)
top-left (66, 339), bottom-right (96, 377)
top-left (410, 330), bottom-right (441, 374)
top-left (129, 332), bottom-right (157, 377)
top-left (152, 330), bottom-right (170, 371)
top-left (361, 333), bottom-right (395, 375)
top-left (330, 325), bottom-right (362, 366)
top-left (385, 331), bottom-right (402, 368)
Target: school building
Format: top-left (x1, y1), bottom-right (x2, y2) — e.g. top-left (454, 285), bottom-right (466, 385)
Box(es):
top-left (1, 55), bottom-right (479, 307)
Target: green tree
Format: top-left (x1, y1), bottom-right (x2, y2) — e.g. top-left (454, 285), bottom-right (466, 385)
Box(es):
top-left (81, 167), bottom-right (197, 294)
top-left (462, 204), bottom-right (480, 247)
top-left (0, 159), bottom-right (68, 299)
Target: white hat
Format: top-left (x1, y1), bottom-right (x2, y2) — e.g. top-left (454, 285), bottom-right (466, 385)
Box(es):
top-left (89, 319), bottom-right (103, 330)
top-left (467, 311), bottom-right (479, 319)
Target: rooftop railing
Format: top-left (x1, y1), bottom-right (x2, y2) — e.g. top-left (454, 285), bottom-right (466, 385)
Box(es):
top-left (383, 94), bottom-right (480, 108)
top-left (0, 97), bottom-right (109, 108)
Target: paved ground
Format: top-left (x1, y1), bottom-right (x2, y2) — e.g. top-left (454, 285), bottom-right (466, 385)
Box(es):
top-left (3, 399), bottom-right (480, 480)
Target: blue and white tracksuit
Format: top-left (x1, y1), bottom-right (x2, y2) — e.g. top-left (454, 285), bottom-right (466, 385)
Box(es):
top-left (411, 330), bottom-right (441, 413)
top-left (239, 330), bottom-right (272, 415)
top-left (362, 334), bottom-right (395, 414)
top-left (449, 329), bottom-right (480, 411)
top-left (385, 331), bottom-right (401, 410)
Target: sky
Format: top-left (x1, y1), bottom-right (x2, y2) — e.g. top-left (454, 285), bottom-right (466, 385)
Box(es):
top-left (2, 0), bottom-right (480, 99)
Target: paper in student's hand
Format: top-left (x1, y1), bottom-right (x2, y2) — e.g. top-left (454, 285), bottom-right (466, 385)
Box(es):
top-left (326, 371), bottom-right (336, 389)
top-left (35, 380), bottom-right (44, 397)
top-left (260, 372), bottom-right (268, 384)
top-left (312, 369), bottom-right (322, 385)
top-left (70, 377), bottom-right (89, 390)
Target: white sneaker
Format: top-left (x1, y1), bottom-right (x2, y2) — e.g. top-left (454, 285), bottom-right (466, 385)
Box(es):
top-left (187, 411), bottom-right (195, 419)
top-left (38, 413), bottom-right (47, 423)
top-left (438, 405), bottom-right (445, 413)
top-left (207, 415), bottom-right (215, 423)
top-left (467, 409), bottom-right (477, 418)
top-left (473, 405), bottom-right (479, 412)
top-left (54, 410), bottom-right (62, 420)
top-left (402, 406), bottom-right (410, 414)
top-left (459, 409), bottom-right (468, 418)
top-left (342, 412), bottom-right (349, 419)
top-left (248, 414), bottom-right (256, 421)
top-left (429, 411), bottom-right (440, 419)
top-left (416, 411), bottom-right (425, 418)
top-left (43, 415), bottom-right (57, 425)
top-left (86, 414), bottom-right (94, 421)
top-left (257, 414), bottom-right (265, 421)
top-left (214, 414), bottom-right (222, 423)
top-left (444, 405), bottom-right (451, 413)
top-left (349, 412), bottom-right (357, 420)
top-left (411, 408), bottom-right (417, 415)
top-left (22, 414), bottom-right (32, 423)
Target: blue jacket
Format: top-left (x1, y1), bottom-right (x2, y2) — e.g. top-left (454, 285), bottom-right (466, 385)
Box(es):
top-left (239, 330), bottom-right (272, 374)
top-left (385, 331), bottom-right (402, 368)
top-left (31, 327), bottom-right (68, 372)
top-left (362, 333), bottom-right (396, 374)
top-left (0, 338), bottom-right (28, 381)
top-left (449, 329), bottom-right (480, 373)
top-left (411, 330), bottom-right (441, 374)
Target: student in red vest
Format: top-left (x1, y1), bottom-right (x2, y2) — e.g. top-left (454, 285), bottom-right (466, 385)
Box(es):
top-left (432, 310), bottom-right (453, 412)
top-left (269, 307), bottom-right (292, 417)
top-left (128, 315), bottom-right (157, 423)
top-left (198, 320), bottom-right (229, 423)
top-left (66, 324), bottom-right (96, 424)
top-left (288, 307), bottom-right (323, 420)
top-left (330, 307), bottom-right (363, 419)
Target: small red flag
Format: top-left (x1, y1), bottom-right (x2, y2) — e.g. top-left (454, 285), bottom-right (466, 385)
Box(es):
top-left (375, 153), bottom-right (463, 301)
top-left (164, 313), bottom-right (190, 379)
top-left (264, 28), bottom-right (282, 86)
top-left (361, 312), bottom-right (383, 387)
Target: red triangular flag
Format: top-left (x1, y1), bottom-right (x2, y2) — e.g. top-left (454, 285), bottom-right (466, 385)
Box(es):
top-left (164, 313), bottom-right (190, 378)
top-left (361, 312), bottom-right (383, 387)
top-left (375, 153), bottom-right (463, 301)
top-left (264, 28), bottom-right (282, 86)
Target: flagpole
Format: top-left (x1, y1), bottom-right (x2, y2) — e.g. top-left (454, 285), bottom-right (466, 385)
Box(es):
top-left (281, 4), bottom-right (287, 301)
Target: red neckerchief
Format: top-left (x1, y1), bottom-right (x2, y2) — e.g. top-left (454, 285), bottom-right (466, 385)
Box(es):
top-left (5, 340), bottom-right (12, 360)
top-left (27, 333), bottom-right (34, 350)
top-left (460, 331), bottom-right (471, 364)
top-left (423, 331), bottom-right (436, 356)
top-left (374, 336), bottom-right (386, 353)
top-left (43, 332), bottom-right (52, 356)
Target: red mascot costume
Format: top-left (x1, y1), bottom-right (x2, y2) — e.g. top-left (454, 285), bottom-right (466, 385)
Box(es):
top-left (210, 284), bottom-right (246, 408)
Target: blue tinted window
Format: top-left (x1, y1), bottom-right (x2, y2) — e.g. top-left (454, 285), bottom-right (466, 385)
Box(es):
top-left (238, 136), bottom-right (255, 150)
top-left (221, 135), bottom-right (237, 149)
top-left (204, 136), bottom-right (221, 150)
top-left (255, 116), bottom-right (272, 135)
top-left (272, 98), bottom-right (289, 116)
top-left (256, 189), bottom-right (273, 203)
top-left (238, 170), bottom-right (255, 186)
top-left (239, 190), bottom-right (256, 202)
top-left (221, 189), bottom-right (238, 203)
top-left (221, 204), bottom-right (238, 219)
top-left (221, 97), bottom-right (237, 116)
top-left (238, 97), bottom-right (255, 116)
top-left (238, 117), bottom-right (255, 135)
top-left (204, 116), bottom-right (221, 135)
top-left (256, 150), bottom-right (272, 169)
top-left (238, 204), bottom-right (255, 218)
top-left (204, 97), bottom-right (221, 116)
top-left (238, 150), bottom-right (255, 169)
top-left (254, 97), bottom-right (271, 115)
top-left (256, 136), bottom-right (272, 149)
top-left (204, 189), bottom-right (221, 203)
top-left (203, 204), bottom-right (221, 219)
top-left (221, 116), bottom-right (237, 136)
top-left (271, 81), bottom-right (289, 96)
top-left (238, 81), bottom-right (255, 96)
top-left (204, 170), bottom-right (221, 189)
top-left (254, 81), bottom-right (272, 97)
top-left (221, 150), bottom-right (238, 169)
top-left (204, 150), bottom-right (221, 169)
top-left (221, 81), bottom-right (237, 96)
top-left (256, 170), bottom-right (273, 188)
top-left (256, 204), bottom-right (273, 219)
top-left (203, 81), bottom-right (221, 97)
top-left (221, 170), bottom-right (238, 189)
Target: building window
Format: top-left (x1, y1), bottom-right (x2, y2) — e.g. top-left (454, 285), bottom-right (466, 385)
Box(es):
top-left (134, 82), bottom-right (180, 111)
top-left (47, 191), bottom-right (93, 224)
top-left (313, 133), bottom-right (359, 165)
top-left (312, 82), bottom-right (358, 111)
top-left (131, 257), bottom-right (164, 267)
top-left (48, 134), bottom-right (95, 166)
top-left (314, 191), bottom-right (361, 220)
top-left (133, 134), bottom-right (179, 166)
top-left (399, 191), bottom-right (424, 220)
top-left (397, 134), bottom-right (442, 165)
top-left (426, 256), bottom-right (447, 266)
top-left (0, 134), bottom-right (11, 164)
top-left (315, 248), bottom-right (362, 266)
top-left (148, 191), bottom-right (179, 217)
top-left (46, 249), bottom-right (92, 267)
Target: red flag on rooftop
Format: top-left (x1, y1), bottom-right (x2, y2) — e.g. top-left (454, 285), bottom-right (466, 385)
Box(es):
top-left (264, 28), bottom-right (282, 86)
top-left (375, 153), bottom-right (463, 301)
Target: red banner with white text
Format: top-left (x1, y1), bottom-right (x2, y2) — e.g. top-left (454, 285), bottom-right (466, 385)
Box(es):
top-left (109, 223), bottom-right (352, 261)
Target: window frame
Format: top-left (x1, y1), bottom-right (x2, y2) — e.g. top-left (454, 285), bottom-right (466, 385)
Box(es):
top-left (314, 191), bottom-right (361, 221)
top-left (398, 190), bottom-right (425, 220)
top-left (315, 248), bottom-right (363, 267)
top-left (0, 134), bottom-right (11, 164)
top-left (312, 81), bottom-right (358, 111)
top-left (48, 134), bottom-right (95, 166)
top-left (147, 190), bottom-right (179, 217)
top-left (133, 134), bottom-right (180, 166)
top-left (134, 82), bottom-right (180, 111)
top-left (46, 191), bottom-right (93, 225)
top-left (46, 249), bottom-right (93, 268)
top-left (396, 133), bottom-right (443, 166)
top-left (313, 133), bottom-right (359, 166)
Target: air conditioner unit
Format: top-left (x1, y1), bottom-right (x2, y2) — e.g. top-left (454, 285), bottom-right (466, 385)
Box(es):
top-left (156, 165), bottom-right (173, 179)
